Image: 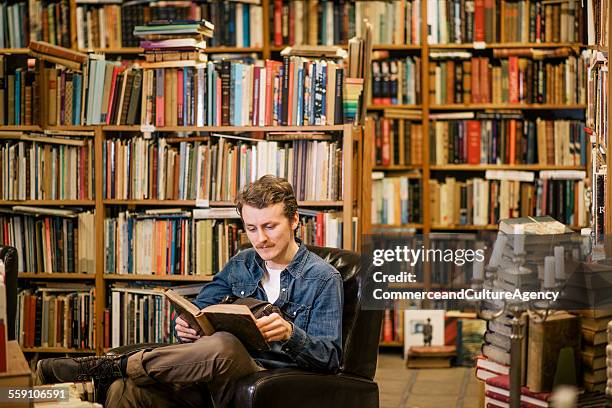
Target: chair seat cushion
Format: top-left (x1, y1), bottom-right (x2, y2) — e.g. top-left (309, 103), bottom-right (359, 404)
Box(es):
top-left (233, 368), bottom-right (379, 408)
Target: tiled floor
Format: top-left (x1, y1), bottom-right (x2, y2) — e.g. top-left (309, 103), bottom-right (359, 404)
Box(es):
top-left (375, 352), bottom-right (482, 408)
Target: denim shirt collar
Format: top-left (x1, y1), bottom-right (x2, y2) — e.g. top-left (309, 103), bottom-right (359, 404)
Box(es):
top-left (252, 238), bottom-right (309, 279)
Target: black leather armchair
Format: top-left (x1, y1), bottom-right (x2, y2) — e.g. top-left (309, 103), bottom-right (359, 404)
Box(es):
top-left (109, 245), bottom-right (383, 408)
top-left (0, 246), bottom-right (18, 341)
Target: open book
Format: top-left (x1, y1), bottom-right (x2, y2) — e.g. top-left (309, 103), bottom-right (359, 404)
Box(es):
top-left (163, 289), bottom-right (269, 350)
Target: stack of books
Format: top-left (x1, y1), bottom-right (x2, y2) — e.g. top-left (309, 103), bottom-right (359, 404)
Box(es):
top-left (134, 19), bottom-right (214, 69)
top-left (29, 40), bottom-right (87, 72)
top-left (577, 309), bottom-right (612, 392)
top-left (484, 375), bottom-right (551, 408)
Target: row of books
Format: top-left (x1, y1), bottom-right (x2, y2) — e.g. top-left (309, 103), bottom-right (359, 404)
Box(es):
top-left (586, 50), bottom-right (608, 245)
top-left (75, 5), bottom-right (123, 50)
top-left (0, 209), bottom-right (95, 274)
top-left (103, 137), bottom-right (343, 203)
top-left (427, 0), bottom-right (584, 44)
top-left (0, 136), bottom-right (94, 200)
top-left (138, 57), bottom-right (346, 127)
top-left (381, 308), bottom-right (404, 343)
top-left (0, 1), bottom-right (28, 49)
top-left (429, 174), bottom-right (587, 227)
top-left (28, 0), bottom-right (71, 49)
top-left (104, 208), bottom-right (344, 276)
top-left (109, 287), bottom-right (174, 349)
top-left (429, 233), bottom-right (480, 285)
top-left (0, 57), bottom-right (37, 126)
top-left (105, 210), bottom-right (193, 276)
top-left (371, 58), bottom-right (421, 106)
top-left (1, 0), bottom-right (70, 49)
top-left (429, 117), bottom-right (587, 166)
top-left (31, 47), bottom-right (356, 128)
top-left (373, 117), bottom-right (424, 166)
top-left (371, 175), bottom-right (421, 225)
top-left (429, 54), bottom-right (587, 105)
top-left (16, 287), bottom-right (95, 349)
top-left (77, 2), bottom-right (262, 51)
top-left (271, 0), bottom-right (420, 46)
top-left (586, 0), bottom-right (609, 47)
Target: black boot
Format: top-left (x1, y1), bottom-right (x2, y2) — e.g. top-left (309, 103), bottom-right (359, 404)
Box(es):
top-left (36, 355), bottom-right (126, 402)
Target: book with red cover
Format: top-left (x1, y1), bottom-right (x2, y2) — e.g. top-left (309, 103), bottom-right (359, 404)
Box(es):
top-left (471, 58), bottom-right (481, 103)
top-left (485, 375), bottom-right (551, 408)
top-left (508, 56), bottom-right (519, 103)
top-left (474, 0), bottom-right (485, 42)
top-left (381, 118), bottom-right (391, 166)
top-left (467, 120), bottom-right (481, 164)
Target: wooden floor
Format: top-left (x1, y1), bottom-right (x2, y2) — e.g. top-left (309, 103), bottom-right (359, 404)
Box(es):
top-left (375, 352), bottom-right (482, 408)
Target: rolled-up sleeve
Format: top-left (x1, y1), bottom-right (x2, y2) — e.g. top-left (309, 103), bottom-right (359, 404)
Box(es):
top-left (280, 273), bottom-right (343, 373)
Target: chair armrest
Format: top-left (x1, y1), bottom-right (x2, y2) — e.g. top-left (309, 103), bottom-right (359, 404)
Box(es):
top-left (106, 343), bottom-right (168, 356)
top-left (233, 369), bottom-right (379, 408)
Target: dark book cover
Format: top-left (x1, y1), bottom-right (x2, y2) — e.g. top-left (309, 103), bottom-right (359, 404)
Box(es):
top-left (127, 70), bottom-right (143, 125)
top-left (221, 61), bottom-right (231, 126)
top-left (281, 56), bottom-right (290, 125)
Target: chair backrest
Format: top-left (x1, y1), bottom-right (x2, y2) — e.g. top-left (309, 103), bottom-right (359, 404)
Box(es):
top-left (0, 246), bottom-right (18, 341)
top-left (304, 245), bottom-right (382, 380)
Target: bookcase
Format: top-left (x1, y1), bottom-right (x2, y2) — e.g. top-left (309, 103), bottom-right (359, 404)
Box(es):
top-left (0, 0), bottom-right (369, 356)
top-left (356, 0), bottom-right (610, 349)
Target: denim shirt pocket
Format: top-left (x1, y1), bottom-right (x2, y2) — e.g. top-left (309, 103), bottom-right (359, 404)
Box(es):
top-left (282, 301), bottom-right (311, 329)
top-left (231, 283), bottom-right (258, 298)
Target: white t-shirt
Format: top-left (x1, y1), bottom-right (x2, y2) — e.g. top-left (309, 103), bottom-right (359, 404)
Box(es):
top-left (262, 264), bottom-right (283, 304)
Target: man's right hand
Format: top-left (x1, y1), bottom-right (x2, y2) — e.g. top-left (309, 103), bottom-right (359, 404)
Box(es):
top-left (175, 315), bottom-right (201, 343)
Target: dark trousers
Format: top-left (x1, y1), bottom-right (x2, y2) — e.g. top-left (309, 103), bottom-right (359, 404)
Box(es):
top-left (105, 332), bottom-right (265, 408)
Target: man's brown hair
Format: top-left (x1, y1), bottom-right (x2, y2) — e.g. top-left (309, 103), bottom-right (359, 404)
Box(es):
top-left (235, 175), bottom-right (298, 221)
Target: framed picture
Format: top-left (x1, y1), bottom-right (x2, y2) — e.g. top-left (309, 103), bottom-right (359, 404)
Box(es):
top-left (403, 310), bottom-right (445, 356)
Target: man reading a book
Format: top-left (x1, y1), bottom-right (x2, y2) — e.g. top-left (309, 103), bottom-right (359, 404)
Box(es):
top-left (36, 175), bottom-right (344, 408)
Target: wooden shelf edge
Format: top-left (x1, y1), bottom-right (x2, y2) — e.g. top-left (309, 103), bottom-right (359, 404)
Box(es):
top-left (18, 273), bottom-right (96, 279)
top-left (103, 200), bottom-right (344, 207)
top-left (104, 274), bottom-right (213, 282)
top-left (431, 224), bottom-right (499, 230)
top-left (0, 200), bottom-right (95, 206)
top-left (0, 48), bottom-right (30, 54)
top-left (102, 125), bottom-right (347, 132)
top-left (430, 104), bottom-right (587, 110)
top-left (371, 224), bottom-right (424, 229)
top-left (429, 42), bottom-right (584, 49)
top-left (78, 47), bottom-right (264, 54)
top-left (379, 341), bottom-right (404, 347)
top-left (429, 164), bottom-right (586, 171)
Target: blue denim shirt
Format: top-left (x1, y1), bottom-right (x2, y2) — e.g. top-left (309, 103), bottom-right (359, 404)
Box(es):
top-left (191, 240), bottom-right (344, 373)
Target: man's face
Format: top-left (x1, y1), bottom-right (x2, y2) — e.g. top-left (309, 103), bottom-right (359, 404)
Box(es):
top-left (242, 203), bottom-right (299, 263)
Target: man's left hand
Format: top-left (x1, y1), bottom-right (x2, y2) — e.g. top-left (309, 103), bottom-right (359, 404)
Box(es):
top-left (256, 313), bottom-right (293, 342)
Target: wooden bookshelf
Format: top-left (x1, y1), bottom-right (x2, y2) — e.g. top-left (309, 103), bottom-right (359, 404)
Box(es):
top-left (78, 47), bottom-right (264, 54)
top-left (18, 273), bottom-right (96, 280)
top-left (429, 165), bottom-right (587, 171)
top-left (429, 42), bottom-right (583, 49)
top-left (0, 48), bottom-right (29, 54)
top-left (104, 274), bottom-right (214, 282)
top-left (0, 125), bottom-right (42, 131)
top-left (429, 104), bottom-right (587, 110)
top-left (0, 200), bottom-right (95, 206)
top-left (371, 223), bottom-right (424, 229)
top-left (368, 104), bottom-right (422, 110)
top-left (102, 200), bottom-right (345, 207)
top-left (5, 0), bottom-right (603, 353)
top-left (102, 125), bottom-right (346, 132)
